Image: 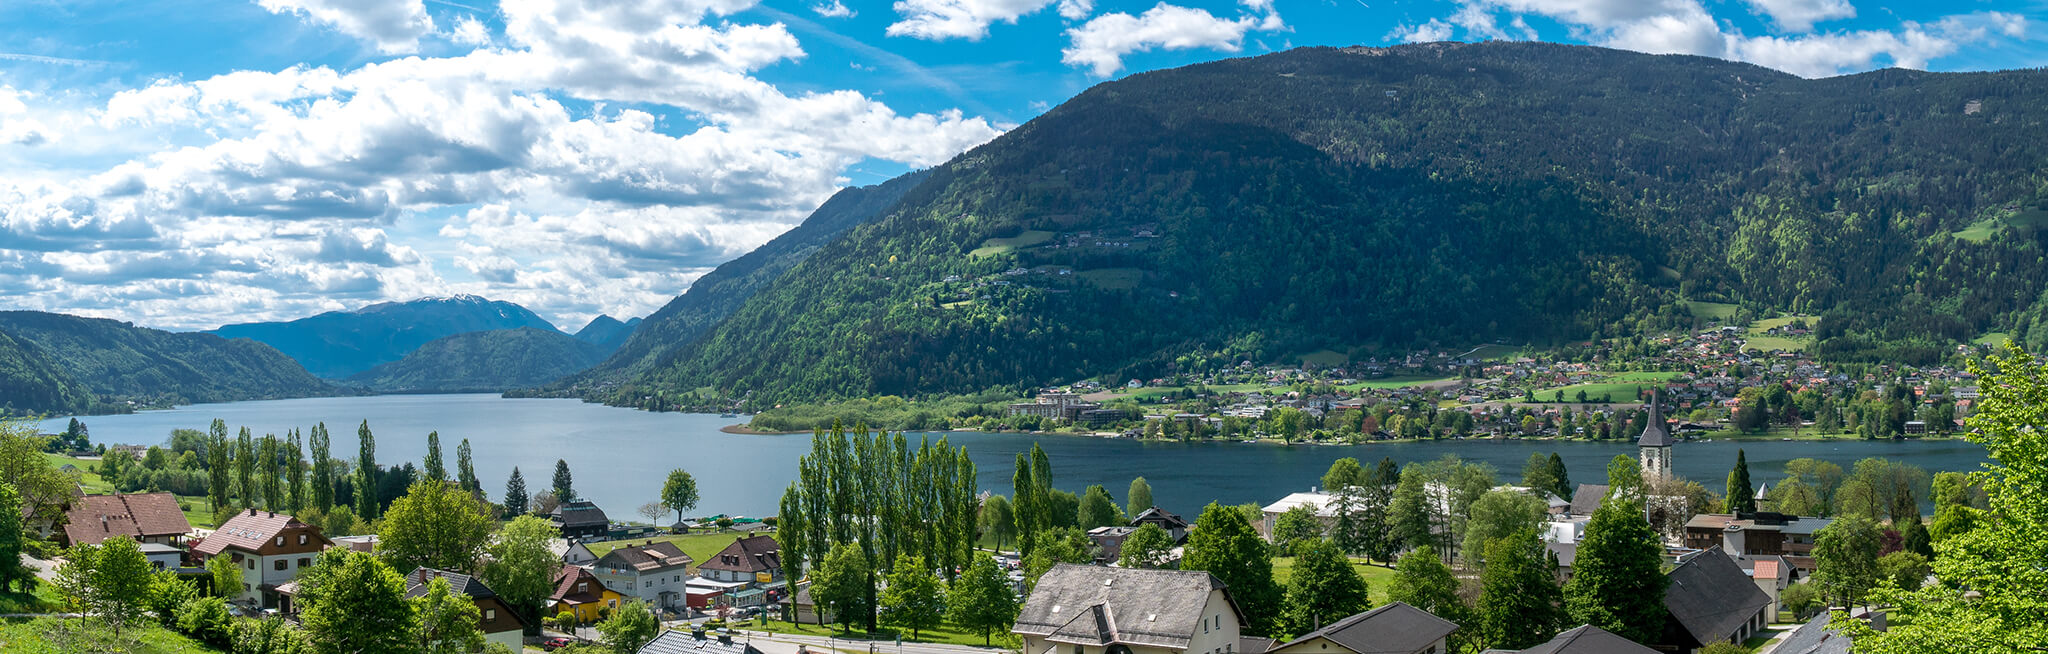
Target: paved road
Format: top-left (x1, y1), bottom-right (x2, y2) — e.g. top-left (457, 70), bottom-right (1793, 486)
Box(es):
top-left (736, 630), bottom-right (1008, 654)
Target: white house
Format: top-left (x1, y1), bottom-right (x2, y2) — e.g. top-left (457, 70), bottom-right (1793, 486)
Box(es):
top-left (191, 509), bottom-right (333, 608)
top-left (1015, 564), bottom-right (1245, 654)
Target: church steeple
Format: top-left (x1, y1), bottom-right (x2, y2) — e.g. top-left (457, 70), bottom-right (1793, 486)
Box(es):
top-left (1638, 389), bottom-right (1673, 482)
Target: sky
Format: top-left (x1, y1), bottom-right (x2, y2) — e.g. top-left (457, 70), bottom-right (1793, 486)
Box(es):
top-left (0, 0), bottom-right (2041, 333)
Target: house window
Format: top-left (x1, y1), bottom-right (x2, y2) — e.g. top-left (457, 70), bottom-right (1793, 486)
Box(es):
top-left (299, 558), bottom-right (311, 568)
top-left (299, 534), bottom-right (307, 545)
top-left (486, 609), bottom-right (496, 621)
top-left (275, 560), bottom-right (287, 571)
top-left (275, 536), bottom-right (284, 546)
top-left (244, 583), bottom-right (251, 592)
top-left (578, 582), bottom-right (588, 593)
top-left (246, 559), bottom-right (255, 570)
top-left (646, 581), bottom-right (652, 588)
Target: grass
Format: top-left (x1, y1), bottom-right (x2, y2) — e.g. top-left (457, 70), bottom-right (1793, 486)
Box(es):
top-left (939, 300), bottom-right (977, 310)
top-left (743, 614), bottom-right (1019, 648)
top-left (1299, 350), bottom-right (1348, 367)
top-left (1339, 376), bottom-right (1457, 390)
top-left (1686, 301), bottom-right (1739, 320)
top-left (1952, 217), bottom-right (2001, 242)
top-left (1748, 315), bottom-right (1816, 332)
top-left (1606, 371), bottom-right (1684, 383)
top-left (0, 579), bottom-right (65, 614)
top-left (1076, 268), bottom-right (1143, 290)
top-left (968, 230), bottom-right (1054, 258)
top-left (0, 617), bottom-right (220, 654)
top-left (1975, 332), bottom-right (2012, 347)
top-left (41, 453), bottom-right (218, 529)
top-left (1271, 556), bottom-right (1400, 605)
top-left (584, 531), bottom-right (758, 564)
top-left (1742, 335), bottom-right (1807, 352)
top-left (1460, 344), bottom-right (1525, 361)
top-left (1526, 382), bottom-right (1659, 404)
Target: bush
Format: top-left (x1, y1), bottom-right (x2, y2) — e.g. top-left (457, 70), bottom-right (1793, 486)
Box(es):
top-left (1699, 643), bottom-right (1748, 654)
top-left (176, 596), bottom-right (233, 648)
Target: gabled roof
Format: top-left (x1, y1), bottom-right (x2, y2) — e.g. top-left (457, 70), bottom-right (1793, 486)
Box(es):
top-left (60, 492), bottom-right (191, 546)
top-left (698, 535), bottom-right (782, 574)
top-left (1569, 485), bottom-right (1609, 516)
top-left (192, 510), bottom-right (328, 557)
top-left (1014, 564), bottom-right (1237, 650)
top-left (1638, 392), bottom-right (1674, 447)
top-left (1773, 613), bottom-right (1852, 654)
top-left (1275, 602), bottom-right (1458, 654)
top-left (638, 630), bottom-right (764, 654)
top-left (552, 501), bottom-right (610, 528)
top-left (597, 541), bottom-right (693, 573)
top-left (1511, 625), bottom-right (1659, 654)
top-left (1240, 637), bottom-right (1277, 654)
top-left (1133, 507), bottom-right (1190, 528)
top-left (552, 566), bottom-right (612, 605)
top-left (404, 567), bottom-right (497, 600)
top-left (1664, 548), bottom-right (1772, 647)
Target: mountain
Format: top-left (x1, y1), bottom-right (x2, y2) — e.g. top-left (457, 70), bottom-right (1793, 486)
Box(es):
top-left (0, 329), bottom-right (95, 416)
top-left (626, 42), bottom-right (2048, 404)
top-left (553, 170), bottom-right (932, 395)
top-left (0, 311), bottom-right (335, 409)
top-left (211, 295), bottom-right (561, 378)
top-left (572, 315), bottom-right (642, 354)
top-left (345, 327), bottom-right (607, 393)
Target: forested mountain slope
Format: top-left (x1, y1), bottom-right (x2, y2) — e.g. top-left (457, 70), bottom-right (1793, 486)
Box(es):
top-left (555, 170), bottom-right (931, 397)
top-left (347, 327), bottom-right (605, 393)
top-left (211, 295), bottom-right (560, 378)
top-left (573, 315), bottom-right (642, 354)
top-left (0, 330), bottom-right (95, 416)
top-left (0, 311), bottom-right (336, 408)
top-left (627, 42), bottom-right (2048, 405)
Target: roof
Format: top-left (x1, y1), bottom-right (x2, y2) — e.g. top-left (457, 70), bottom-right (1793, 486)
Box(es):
top-left (1260, 492), bottom-right (1335, 517)
top-left (1570, 485), bottom-right (1609, 516)
top-left (598, 541), bottom-right (693, 573)
top-left (638, 630), bottom-right (764, 654)
top-left (405, 567), bottom-right (498, 600)
top-left (60, 493), bottom-right (192, 546)
top-left (1275, 602), bottom-right (1459, 654)
top-left (191, 510), bottom-right (326, 557)
top-left (1511, 625), bottom-right (1659, 654)
top-left (1638, 392), bottom-right (1674, 447)
top-left (698, 535), bottom-right (782, 574)
top-left (1545, 542), bottom-right (1577, 569)
top-left (552, 501), bottom-right (610, 528)
top-left (1014, 564), bottom-right (1237, 650)
top-left (552, 566), bottom-right (612, 605)
top-left (1240, 637), bottom-right (1277, 654)
top-left (1663, 548), bottom-right (1773, 647)
top-left (1773, 613), bottom-right (1852, 654)
top-left (1132, 507), bottom-right (1190, 528)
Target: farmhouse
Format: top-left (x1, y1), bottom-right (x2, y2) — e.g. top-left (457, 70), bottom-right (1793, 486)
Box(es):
top-left (1266, 602), bottom-right (1458, 654)
top-left (1015, 564), bottom-right (1244, 654)
top-left (57, 492), bottom-right (191, 548)
top-left (404, 567), bottom-right (528, 652)
top-left (190, 509), bottom-right (332, 608)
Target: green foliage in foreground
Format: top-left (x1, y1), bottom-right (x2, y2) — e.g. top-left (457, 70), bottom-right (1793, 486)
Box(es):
top-left (0, 617), bottom-right (218, 654)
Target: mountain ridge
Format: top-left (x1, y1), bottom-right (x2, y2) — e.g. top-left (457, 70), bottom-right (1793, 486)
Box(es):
top-left (346, 327), bottom-right (605, 393)
top-left (211, 295), bottom-right (562, 378)
top-left (0, 310), bottom-right (338, 411)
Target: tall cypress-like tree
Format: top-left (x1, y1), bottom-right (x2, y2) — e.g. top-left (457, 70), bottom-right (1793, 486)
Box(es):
top-left (423, 431), bottom-right (446, 482)
top-left (504, 467), bottom-right (529, 517)
top-left (1547, 452), bottom-right (1572, 500)
top-left (234, 429), bottom-right (255, 510)
top-left (259, 435), bottom-right (281, 510)
top-left (1012, 454), bottom-right (1039, 560)
top-left (1727, 449), bottom-right (1757, 514)
top-left (455, 439), bottom-right (479, 496)
top-left (1476, 529), bottom-right (1566, 650)
top-left (1181, 501), bottom-right (1281, 636)
top-left (309, 423), bottom-right (332, 513)
top-left (552, 459), bottom-right (575, 502)
top-left (206, 419), bottom-right (231, 513)
top-left (286, 430), bottom-right (306, 513)
top-left (1563, 497), bottom-right (1668, 644)
top-left (1362, 456), bottom-right (1401, 563)
top-left (355, 421), bottom-right (379, 521)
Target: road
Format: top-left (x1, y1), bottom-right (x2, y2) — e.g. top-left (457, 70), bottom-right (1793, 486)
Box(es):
top-left (734, 630), bottom-right (1009, 654)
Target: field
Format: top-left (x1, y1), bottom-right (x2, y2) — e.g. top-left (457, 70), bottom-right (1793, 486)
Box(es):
top-left (584, 531), bottom-right (759, 563)
top-left (1076, 268), bottom-right (1143, 289)
top-left (1975, 332), bottom-right (2012, 347)
top-left (1527, 371), bottom-right (1680, 404)
top-left (1952, 217), bottom-right (2001, 242)
top-left (1685, 301), bottom-right (1739, 320)
top-left (1270, 556), bottom-right (1400, 605)
top-left (1339, 376), bottom-right (1457, 390)
top-left (1741, 314), bottom-right (1818, 352)
top-left (968, 230), bottom-right (1054, 257)
top-left (743, 615), bottom-right (1018, 648)
top-left (1950, 208), bottom-right (2048, 242)
top-left (42, 454), bottom-right (218, 528)
top-left (0, 618), bottom-right (218, 654)
top-left (1458, 344), bottom-right (1525, 361)
top-left (1299, 349), bottom-right (1348, 366)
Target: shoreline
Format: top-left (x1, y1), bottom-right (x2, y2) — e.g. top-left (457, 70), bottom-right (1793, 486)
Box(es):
top-left (719, 424), bottom-right (808, 435)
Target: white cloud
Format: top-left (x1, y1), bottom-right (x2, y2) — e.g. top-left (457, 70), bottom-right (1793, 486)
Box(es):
top-left (812, 0), bottom-right (855, 18)
top-left (257, 0), bottom-right (437, 54)
top-left (1062, 2), bottom-right (1285, 76)
top-left (449, 14), bottom-right (493, 46)
top-left (1057, 0), bottom-right (1093, 21)
top-left (1744, 0), bottom-right (1854, 33)
top-left (1389, 19), bottom-right (1455, 43)
top-left (886, 0), bottom-right (1059, 41)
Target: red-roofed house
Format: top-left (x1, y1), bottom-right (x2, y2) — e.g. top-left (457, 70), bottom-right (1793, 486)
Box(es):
top-left (551, 565), bottom-right (623, 625)
top-left (57, 492), bottom-right (192, 548)
top-left (191, 509), bottom-right (333, 608)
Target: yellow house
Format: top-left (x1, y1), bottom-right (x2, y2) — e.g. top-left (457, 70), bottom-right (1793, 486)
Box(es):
top-left (552, 566), bottom-right (624, 625)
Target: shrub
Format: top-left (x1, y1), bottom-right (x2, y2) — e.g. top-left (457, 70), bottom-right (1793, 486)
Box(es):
top-left (176, 596), bottom-right (233, 648)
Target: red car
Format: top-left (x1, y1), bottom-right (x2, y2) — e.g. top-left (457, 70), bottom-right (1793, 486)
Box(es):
top-left (542, 637), bottom-right (576, 650)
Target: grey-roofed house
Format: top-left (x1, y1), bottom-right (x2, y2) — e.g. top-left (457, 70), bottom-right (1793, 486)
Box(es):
top-left (1657, 549), bottom-right (1773, 654)
top-left (594, 541), bottom-right (695, 612)
top-left (639, 629), bottom-right (765, 654)
top-left (1493, 624), bottom-right (1659, 654)
top-left (1568, 485), bottom-right (1608, 517)
top-left (1544, 542), bottom-right (1577, 583)
top-left (1134, 507), bottom-right (1192, 543)
top-left (552, 501), bottom-right (611, 541)
top-left (1771, 613), bottom-right (1852, 654)
top-left (1267, 602), bottom-right (1459, 654)
top-left (404, 567), bottom-right (527, 652)
top-left (1014, 564), bottom-right (1245, 654)
top-left (1239, 637), bottom-right (1276, 654)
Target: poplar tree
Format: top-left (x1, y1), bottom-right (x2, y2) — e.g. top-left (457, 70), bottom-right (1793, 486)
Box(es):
top-left (234, 429), bottom-right (255, 510)
top-left (1727, 449), bottom-right (1757, 514)
top-left (455, 439), bottom-right (479, 496)
top-left (1127, 477), bottom-right (1153, 516)
top-left (260, 434), bottom-right (281, 510)
top-left (286, 430), bottom-right (306, 513)
top-left (206, 419), bottom-right (231, 513)
top-left (356, 421), bottom-right (379, 521)
top-left (423, 431), bottom-right (446, 482)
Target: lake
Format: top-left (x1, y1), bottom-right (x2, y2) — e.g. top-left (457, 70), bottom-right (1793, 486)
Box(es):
top-left (41, 394), bottom-right (1990, 519)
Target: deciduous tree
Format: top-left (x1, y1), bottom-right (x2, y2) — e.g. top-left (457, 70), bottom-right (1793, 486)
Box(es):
top-left (356, 421), bottom-right (379, 521)
top-left (1271, 504), bottom-right (1324, 555)
top-left (948, 553), bottom-right (1018, 645)
top-left (423, 431), bottom-right (446, 482)
top-left (1281, 538), bottom-right (1370, 636)
top-left (880, 554), bottom-right (945, 638)
top-left (1117, 523), bottom-right (1175, 569)
top-left (1812, 515), bottom-right (1882, 608)
top-left (1182, 501), bottom-right (1281, 636)
top-left (378, 479), bottom-right (494, 573)
top-left (483, 515), bottom-right (560, 635)
top-left (1126, 477), bottom-right (1153, 516)
top-left (1476, 529), bottom-right (1565, 650)
top-left (1563, 496), bottom-right (1667, 644)
top-left (661, 468), bottom-right (699, 526)
top-left (301, 550), bottom-right (416, 654)
top-left (814, 543), bottom-right (874, 633)
top-left (597, 599), bottom-right (659, 653)
top-left (1463, 490), bottom-right (1546, 569)
top-left (415, 575), bottom-right (485, 654)
top-left (1077, 484), bottom-right (1124, 529)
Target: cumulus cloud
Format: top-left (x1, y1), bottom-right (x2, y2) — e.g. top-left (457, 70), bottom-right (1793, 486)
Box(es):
top-left (812, 0), bottom-right (855, 18)
top-left (1745, 0), bottom-right (1855, 33)
top-left (1389, 18), bottom-right (1455, 43)
top-left (1062, 1), bottom-right (1285, 76)
top-left (257, 0), bottom-right (437, 54)
top-left (448, 14), bottom-right (493, 46)
top-left (0, 0), bottom-right (1003, 330)
top-left (887, 0), bottom-right (1062, 40)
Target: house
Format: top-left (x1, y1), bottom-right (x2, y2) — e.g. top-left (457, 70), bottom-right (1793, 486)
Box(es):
top-left (190, 509), bottom-right (333, 608)
top-left (790, 584), bottom-right (832, 625)
top-left (697, 535), bottom-right (783, 584)
top-left (1728, 554), bottom-right (1794, 618)
top-left (1681, 512), bottom-right (1833, 569)
top-left (57, 492), bottom-right (192, 548)
top-left (1267, 602), bottom-right (1459, 654)
top-left (1014, 564), bottom-right (1244, 654)
top-left (593, 541), bottom-right (695, 612)
top-left (140, 542), bottom-right (185, 571)
top-left (405, 567), bottom-right (527, 652)
top-left (1133, 507), bottom-right (1192, 543)
top-left (1657, 549), bottom-right (1773, 654)
top-left (551, 538), bottom-right (598, 567)
top-left (1545, 542), bottom-right (1577, 582)
top-left (552, 565), bottom-right (623, 625)
top-left (1498, 624), bottom-right (1659, 654)
top-left (1770, 612), bottom-right (1853, 654)
top-left (553, 501), bottom-right (612, 541)
top-left (1568, 485), bottom-right (1609, 517)
top-left (639, 629), bottom-right (765, 654)
top-left (1240, 637), bottom-right (1277, 654)
top-left (1259, 491), bottom-right (1335, 541)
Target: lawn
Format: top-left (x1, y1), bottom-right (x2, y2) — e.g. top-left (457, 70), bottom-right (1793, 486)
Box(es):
top-left (743, 614), bottom-right (1018, 648)
top-left (1299, 350), bottom-right (1348, 367)
top-left (1339, 376), bottom-right (1456, 390)
top-left (1076, 268), bottom-right (1143, 290)
top-left (585, 531), bottom-right (757, 563)
top-left (41, 453), bottom-right (219, 529)
top-left (1605, 371), bottom-right (1684, 383)
top-left (1741, 335), bottom-right (1808, 352)
top-left (1975, 332), bottom-right (2012, 347)
top-left (1526, 382), bottom-right (1660, 404)
top-left (1685, 301), bottom-right (1739, 320)
top-left (1271, 556), bottom-right (1399, 605)
top-left (968, 230), bottom-right (1054, 258)
top-left (0, 617), bottom-right (220, 654)
top-left (0, 578), bottom-right (65, 614)
top-left (1747, 315), bottom-right (1817, 333)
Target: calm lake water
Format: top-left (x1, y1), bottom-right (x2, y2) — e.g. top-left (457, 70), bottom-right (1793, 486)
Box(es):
top-left (42, 394), bottom-right (1990, 519)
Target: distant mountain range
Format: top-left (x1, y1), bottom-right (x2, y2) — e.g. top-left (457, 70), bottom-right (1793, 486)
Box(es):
top-left (346, 327), bottom-right (608, 393)
top-left (211, 295), bottom-right (562, 378)
top-left (0, 311), bottom-right (338, 414)
top-left (572, 315), bottom-right (642, 354)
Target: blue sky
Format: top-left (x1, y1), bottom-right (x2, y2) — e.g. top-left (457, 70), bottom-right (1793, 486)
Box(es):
top-left (0, 0), bottom-right (2040, 332)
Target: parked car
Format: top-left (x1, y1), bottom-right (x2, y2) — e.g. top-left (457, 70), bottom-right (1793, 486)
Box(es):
top-left (542, 637), bottom-right (576, 650)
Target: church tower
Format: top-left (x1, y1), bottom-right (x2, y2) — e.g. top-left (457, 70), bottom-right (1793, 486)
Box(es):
top-left (1638, 389), bottom-right (1674, 482)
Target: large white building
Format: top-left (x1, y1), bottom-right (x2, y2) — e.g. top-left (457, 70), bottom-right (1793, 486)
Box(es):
top-left (192, 510), bottom-right (333, 608)
top-left (1015, 565), bottom-right (1246, 654)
